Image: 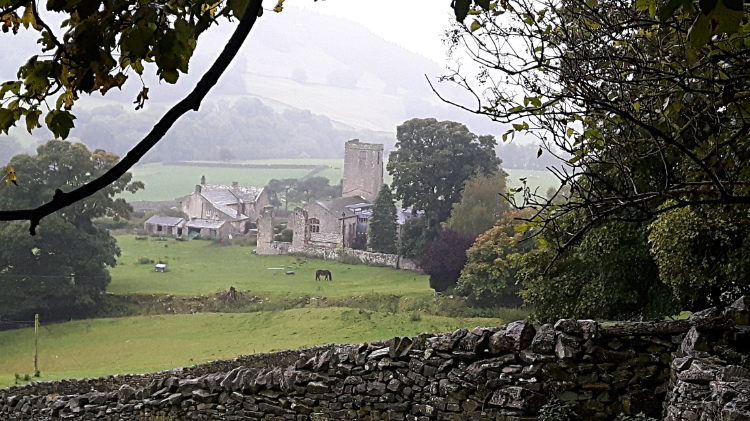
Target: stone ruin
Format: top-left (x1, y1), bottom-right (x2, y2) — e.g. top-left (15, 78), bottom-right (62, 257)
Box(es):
top-left (1, 297), bottom-right (749, 420)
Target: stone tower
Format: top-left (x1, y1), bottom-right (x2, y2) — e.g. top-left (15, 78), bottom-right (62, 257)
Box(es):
top-left (342, 139), bottom-right (384, 203)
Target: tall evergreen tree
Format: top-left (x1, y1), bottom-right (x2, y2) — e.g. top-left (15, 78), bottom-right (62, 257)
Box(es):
top-left (368, 184), bottom-right (399, 254)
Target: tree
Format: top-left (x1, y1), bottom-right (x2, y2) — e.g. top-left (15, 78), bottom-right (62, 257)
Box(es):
top-left (418, 229), bottom-right (476, 293)
top-left (368, 184), bottom-right (398, 254)
top-left (440, 0), bottom-right (750, 317)
top-left (442, 0), bottom-right (750, 252)
top-left (290, 176), bottom-right (341, 205)
top-left (265, 178), bottom-right (298, 211)
top-left (455, 210), bottom-right (534, 307)
top-left (445, 170), bottom-right (509, 237)
top-left (648, 204), bottom-right (750, 310)
top-left (387, 118), bottom-right (501, 236)
top-left (399, 216), bottom-right (430, 258)
top-left (516, 214), bottom-right (679, 322)
top-left (0, 0), bottom-right (267, 232)
top-left (0, 141), bottom-right (142, 322)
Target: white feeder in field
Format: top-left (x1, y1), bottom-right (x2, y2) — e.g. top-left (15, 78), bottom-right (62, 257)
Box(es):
top-left (155, 263), bottom-right (168, 272)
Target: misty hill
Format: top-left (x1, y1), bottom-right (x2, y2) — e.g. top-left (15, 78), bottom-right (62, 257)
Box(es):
top-left (0, 7), bottom-right (553, 168)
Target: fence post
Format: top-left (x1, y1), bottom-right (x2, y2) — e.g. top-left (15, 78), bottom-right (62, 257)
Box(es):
top-left (34, 314), bottom-right (38, 375)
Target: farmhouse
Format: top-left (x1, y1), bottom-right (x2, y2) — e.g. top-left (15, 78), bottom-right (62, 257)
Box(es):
top-left (179, 177), bottom-right (271, 239)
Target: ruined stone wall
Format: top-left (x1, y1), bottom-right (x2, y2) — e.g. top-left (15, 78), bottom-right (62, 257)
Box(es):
top-left (2, 297), bottom-right (748, 421)
top-left (254, 206), bottom-right (278, 255)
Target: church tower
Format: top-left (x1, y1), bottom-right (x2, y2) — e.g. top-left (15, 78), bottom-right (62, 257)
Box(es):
top-left (341, 139), bottom-right (384, 203)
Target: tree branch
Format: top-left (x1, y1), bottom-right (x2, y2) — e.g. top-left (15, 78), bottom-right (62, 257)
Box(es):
top-left (0, 0), bottom-right (263, 235)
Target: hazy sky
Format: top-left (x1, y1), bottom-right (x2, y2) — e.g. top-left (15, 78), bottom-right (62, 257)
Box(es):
top-left (290, 0), bottom-right (455, 66)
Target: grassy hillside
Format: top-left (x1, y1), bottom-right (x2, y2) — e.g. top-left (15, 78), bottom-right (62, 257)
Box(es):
top-left (108, 235), bottom-right (431, 298)
top-left (0, 308), bottom-right (502, 389)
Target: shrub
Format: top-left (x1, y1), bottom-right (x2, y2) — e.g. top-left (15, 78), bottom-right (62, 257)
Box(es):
top-left (419, 229), bottom-right (476, 292)
top-left (138, 257), bottom-right (153, 265)
top-left (339, 255), bottom-right (362, 265)
top-left (409, 311), bottom-right (422, 322)
top-left (135, 236), bottom-right (148, 240)
top-left (234, 237), bottom-right (257, 247)
top-left (281, 229), bottom-right (294, 242)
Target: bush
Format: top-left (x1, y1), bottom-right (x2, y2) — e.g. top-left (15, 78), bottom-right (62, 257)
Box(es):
top-left (339, 255), bottom-right (362, 265)
top-left (135, 236), bottom-right (148, 240)
top-left (281, 228), bottom-right (294, 242)
top-left (409, 311), bottom-right (422, 322)
top-left (138, 257), bottom-right (153, 265)
top-left (419, 229), bottom-right (476, 292)
top-left (233, 237), bottom-right (257, 247)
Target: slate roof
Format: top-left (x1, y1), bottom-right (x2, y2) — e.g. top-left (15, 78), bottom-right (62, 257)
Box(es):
top-left (201, 185), bottom-right (263, 204)
top-left (315, 196), bottom-right (370, 218)
top-left (145, 216), bottom-right (185, 227)
top-left (196, 184), bottom-right (263, 220)
top-left (396, 207), bottom-right (424, 225)
top-left (186, 219), bottom-right (226, 229)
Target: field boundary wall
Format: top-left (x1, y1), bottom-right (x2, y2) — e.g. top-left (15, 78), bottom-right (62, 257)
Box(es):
top-left (2, 298), bottom-right (749, 420)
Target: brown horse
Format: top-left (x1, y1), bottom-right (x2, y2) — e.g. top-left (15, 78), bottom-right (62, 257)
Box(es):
top-left (315, 270), bottom-right (332, 281)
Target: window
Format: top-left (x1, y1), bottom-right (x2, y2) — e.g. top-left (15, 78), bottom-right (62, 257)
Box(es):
top-left (309, 218), bottom-right (320, 233)
top-left (157, 225), bottom-right (163, 232)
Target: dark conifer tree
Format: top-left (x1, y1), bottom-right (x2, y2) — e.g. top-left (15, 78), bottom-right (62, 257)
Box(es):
top-left (368, 184), bottom-right (399, 254)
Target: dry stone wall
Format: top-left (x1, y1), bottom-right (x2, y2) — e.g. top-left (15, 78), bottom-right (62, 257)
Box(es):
top-left (2, 298), bottom-right (748, 421)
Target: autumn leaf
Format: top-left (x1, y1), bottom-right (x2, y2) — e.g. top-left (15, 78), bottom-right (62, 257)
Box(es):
top-left (6, 165), bottom-right (17, 186)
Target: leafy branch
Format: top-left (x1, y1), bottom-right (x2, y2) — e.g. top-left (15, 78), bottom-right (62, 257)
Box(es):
top-left (0, 0), bottom-right (264, 235)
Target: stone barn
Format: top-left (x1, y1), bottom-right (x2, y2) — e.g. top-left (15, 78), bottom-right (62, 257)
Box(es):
top-left (143, 216), bottom-right (185, 236)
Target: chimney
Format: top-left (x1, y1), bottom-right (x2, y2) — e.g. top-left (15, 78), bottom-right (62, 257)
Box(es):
top-left (200, 175), bottom-right (206, 185)
top-left (195, 185), bottom-right (202, 194)
top-left (232, 181), bottom-right (239, 189)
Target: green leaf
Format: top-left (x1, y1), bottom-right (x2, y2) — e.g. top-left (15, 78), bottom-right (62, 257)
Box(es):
top-left (25, 108), bottom-right (42, 134)
top-left (45, 110), bottom-right (76, 139)
top-left (474, 0), bottom-right (491, 10)
top-left (699, 0), bottom-right (718, 14)
top-left (659, 0), bottom-right (692, 22)
top-left (161, 70), bottom-right (180, 84)
top-left (470, 20), bottom-right (482, 32)
top-left (454, 0), bottom-right (471, 22)
top-left (689, 0), bottom-right (743, 48)
top-left (566, 128), bottom-right (574, 137)
top-left (512, 123), bottom-right (525, 130)
top-left (227, 0), bottom-right (249, 19)
top-left (0, 108), bottom-right (17, 135)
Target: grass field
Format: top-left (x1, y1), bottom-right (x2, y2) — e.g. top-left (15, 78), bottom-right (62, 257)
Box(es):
top-left (0, 308), bottom-right (503, 388)
top-left (109, 236), bottom-right (431, 298)
top-left (124, 159), bottom-right (345, 202)
top-left (124, 159), bottom-right (559, 203)
top-left (505, 168), bottom-right (560, 197)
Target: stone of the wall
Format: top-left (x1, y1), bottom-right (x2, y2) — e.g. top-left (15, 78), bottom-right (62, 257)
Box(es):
top-left (3, 299), bottom-right (747, 421)
top-left (287, 245), bottom-right (420, 271)
top-left (254, 205), bottom-right (276, 255)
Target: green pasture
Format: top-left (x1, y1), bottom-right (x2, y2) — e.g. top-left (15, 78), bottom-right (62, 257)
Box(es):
top-left (0, 308), bottom-right (503, 389)
top-left (505, 168), bottom-right (560, 196)
top-left (123, 159), bottom-right (557, 203)
top-left (108, 236), bottom-right (431, 298)
top-left (125, 160), bottom-right (345, 202)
